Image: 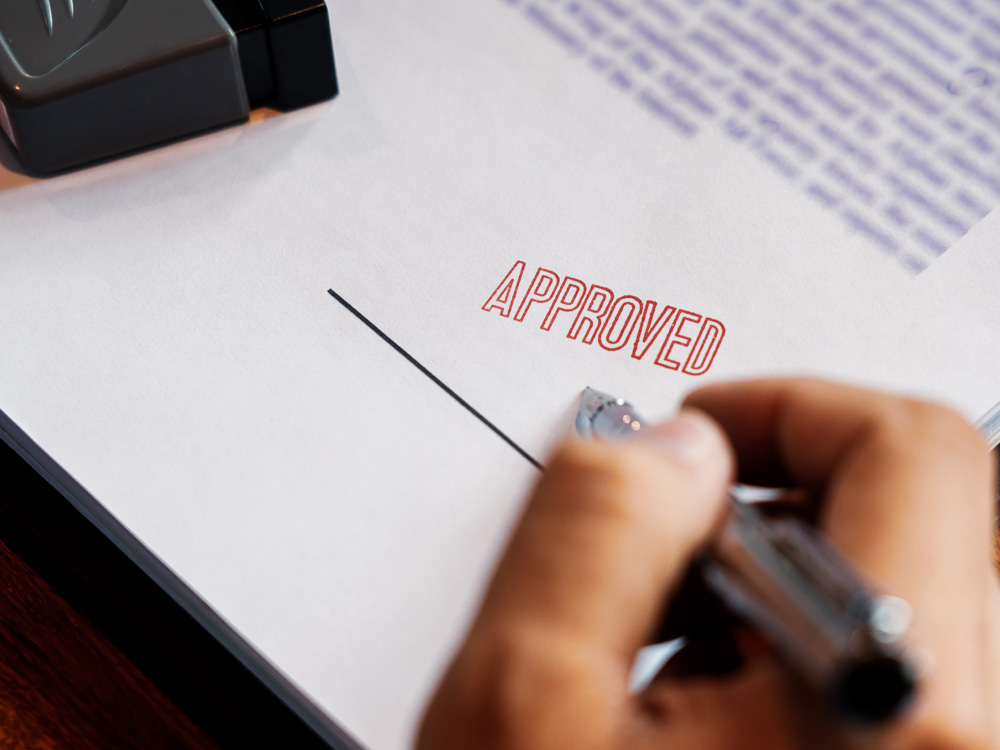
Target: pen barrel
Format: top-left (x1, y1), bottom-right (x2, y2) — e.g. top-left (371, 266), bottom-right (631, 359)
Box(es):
top-left (704, 502), bottom-right (917, 723)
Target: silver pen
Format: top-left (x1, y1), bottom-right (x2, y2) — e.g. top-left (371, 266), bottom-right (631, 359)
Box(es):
top-left (577, 387), bottom-right (918, 724)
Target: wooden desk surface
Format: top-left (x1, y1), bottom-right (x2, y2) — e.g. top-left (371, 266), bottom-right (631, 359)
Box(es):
top-left (0, 538), bottom-right (218, 749)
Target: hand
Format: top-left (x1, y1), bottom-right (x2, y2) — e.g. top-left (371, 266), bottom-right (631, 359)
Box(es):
top-left (416, 379), bottom-right (1000, 749)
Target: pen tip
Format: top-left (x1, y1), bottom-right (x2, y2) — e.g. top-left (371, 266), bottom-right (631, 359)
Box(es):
top-left (578, 386), bottom-right (615, 421)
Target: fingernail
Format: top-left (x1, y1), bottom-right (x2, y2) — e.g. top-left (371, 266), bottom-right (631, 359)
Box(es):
top-left (636, 409), bottom-right (721, 466)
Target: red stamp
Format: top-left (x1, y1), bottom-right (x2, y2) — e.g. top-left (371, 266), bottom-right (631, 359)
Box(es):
top-left (482, 260), bottom-right (725, 375)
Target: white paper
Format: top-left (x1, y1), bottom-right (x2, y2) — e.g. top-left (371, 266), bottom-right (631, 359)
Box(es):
top-left (3, 1), bottom-right (1000, 748)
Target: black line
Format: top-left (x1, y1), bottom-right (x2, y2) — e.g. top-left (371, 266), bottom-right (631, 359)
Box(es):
top-left (328, 289), bottom-right (544, 471)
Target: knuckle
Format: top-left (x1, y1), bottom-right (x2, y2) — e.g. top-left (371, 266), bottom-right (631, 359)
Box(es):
top-left (871, 398), bottom-right (986, 460)
top-left (867, 398), bottom-right (994, 497)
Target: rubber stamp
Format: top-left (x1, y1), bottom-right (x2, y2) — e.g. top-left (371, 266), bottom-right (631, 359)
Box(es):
top-left (0, 0), bottom-right (338, 173)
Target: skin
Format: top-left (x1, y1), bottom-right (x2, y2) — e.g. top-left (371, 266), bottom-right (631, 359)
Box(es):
top-left (416, 379), bottom-right (1000, 750)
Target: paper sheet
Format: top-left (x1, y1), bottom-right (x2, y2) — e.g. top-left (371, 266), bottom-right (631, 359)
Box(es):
top-left (3, 1), bottom-right (1000, 748)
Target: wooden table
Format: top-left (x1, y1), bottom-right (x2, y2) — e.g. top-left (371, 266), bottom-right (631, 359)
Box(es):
top-left (0, 536), bottom-right (218, 749)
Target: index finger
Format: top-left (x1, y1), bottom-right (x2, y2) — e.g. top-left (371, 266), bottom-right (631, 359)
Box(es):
top-left (684, 378), bottom-right (990, 493)
top-left (683, 379), bottom-right (995, 577)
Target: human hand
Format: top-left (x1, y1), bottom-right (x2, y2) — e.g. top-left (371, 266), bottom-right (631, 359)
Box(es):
top-left (416, 379), bottom-right (1000, 749)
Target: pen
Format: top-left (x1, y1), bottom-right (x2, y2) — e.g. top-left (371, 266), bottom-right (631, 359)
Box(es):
top-left (576, 387), bottom-right (918, 724)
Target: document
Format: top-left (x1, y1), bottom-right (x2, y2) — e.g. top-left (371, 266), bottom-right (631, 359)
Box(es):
top-left (2, 1), bottom-right (1000, 748)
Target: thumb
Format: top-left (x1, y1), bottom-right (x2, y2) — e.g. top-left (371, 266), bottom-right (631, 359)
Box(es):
top-left (418, 409), bottom-right (733, 749)
top-left (474, 407), bottom-right (733, 675)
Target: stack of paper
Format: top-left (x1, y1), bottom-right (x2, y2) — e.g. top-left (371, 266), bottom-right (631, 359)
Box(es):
top-left (2, 1), bottom-right (1000, 747)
